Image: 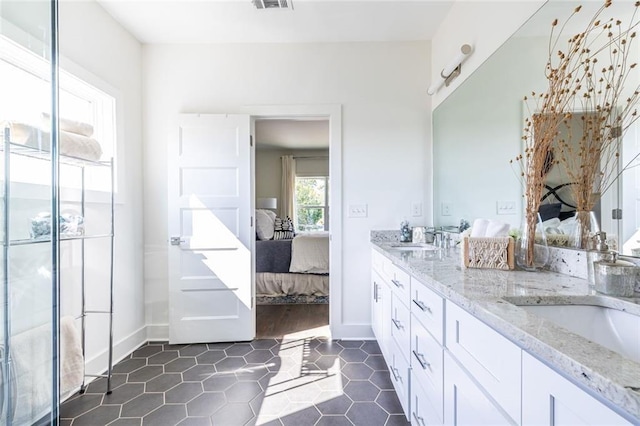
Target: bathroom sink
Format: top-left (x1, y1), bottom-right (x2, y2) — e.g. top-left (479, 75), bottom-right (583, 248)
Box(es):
top-left (389, 243), bottom-right (439, 251)
top-left (507, 297), bottom-right (640, 363)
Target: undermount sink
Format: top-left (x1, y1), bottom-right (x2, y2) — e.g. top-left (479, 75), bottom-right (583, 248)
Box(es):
top-left (506, 297), bottom-right (640, 363)
top-left (389, 243), bottom-right (439, 251)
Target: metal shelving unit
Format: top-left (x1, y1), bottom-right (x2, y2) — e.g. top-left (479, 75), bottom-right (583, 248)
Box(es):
top-left (1, 126), bottom-right (115, 421)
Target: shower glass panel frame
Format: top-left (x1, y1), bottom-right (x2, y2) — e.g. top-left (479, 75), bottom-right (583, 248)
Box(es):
top-left (0, 0), bottom-right (60, 424)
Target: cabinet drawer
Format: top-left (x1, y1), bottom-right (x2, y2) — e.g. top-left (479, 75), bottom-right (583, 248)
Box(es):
top-left (388, 263), bottom-right (411, 306)
top-left (522, 352), bottom-right (632, 425)
top-left (445, 301), bottom-right (521, 423)
top-left (389, 342), bottom-right (410, 418)
top-left (391, 293), bottom-right (411, 361)
top-left (410, 314), bottom-right (443, 417)
top-left (371, 249), bottom-right (388, 278)
top-left (411, 370), bottom-right (443, 426)
top-left (410, 278), bottom-right (444, 344)
top-left (444, 352), bottom-right (514, 425)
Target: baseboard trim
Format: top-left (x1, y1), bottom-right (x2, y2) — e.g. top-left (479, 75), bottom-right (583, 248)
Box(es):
top-left (85, 325), bottom-right (147, 377)
top-left (147, 323), bottom-right (169, 341)
top-left (144, 323), bottom-right (373, 342)
top-left (331, 324), bottom-right (374, 340)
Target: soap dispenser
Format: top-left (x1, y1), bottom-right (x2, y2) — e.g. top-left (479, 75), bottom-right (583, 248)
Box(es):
top-left (587, 232), bottom-right (611, 285)
top-left (593, 251), bottom-right (638, 297)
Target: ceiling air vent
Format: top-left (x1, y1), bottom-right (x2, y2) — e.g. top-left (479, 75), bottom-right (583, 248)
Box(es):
top-left (252, 0), bottom-right (292, 10)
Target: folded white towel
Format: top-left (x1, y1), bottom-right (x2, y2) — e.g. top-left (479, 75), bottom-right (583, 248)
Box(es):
top-left (61, 315), bottom-right (84, 396)
top-left (485, 220), bottom-right (510, 237)
top-left (470, 219), bottom-right (489, 238)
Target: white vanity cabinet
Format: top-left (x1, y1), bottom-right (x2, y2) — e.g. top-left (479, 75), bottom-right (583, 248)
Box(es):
top-left (371, 246), bottom-right (635, 426)
top-left (371, 249), bottom-right (410, 416)
top-left (522, 352), bottom-right (632, 425)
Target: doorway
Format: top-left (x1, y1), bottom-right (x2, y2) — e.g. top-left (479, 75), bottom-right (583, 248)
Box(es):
top-left (253, 117), bottom-right (331, 339)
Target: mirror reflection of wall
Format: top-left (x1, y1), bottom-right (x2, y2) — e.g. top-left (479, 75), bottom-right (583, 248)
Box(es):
top-left (433, 0), bottom-right (640, 257)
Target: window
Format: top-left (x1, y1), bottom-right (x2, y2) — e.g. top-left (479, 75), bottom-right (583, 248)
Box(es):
top-left (295, 176), bottom-right (329, 232)
top-left (0, 33), bottom-right (116, 193)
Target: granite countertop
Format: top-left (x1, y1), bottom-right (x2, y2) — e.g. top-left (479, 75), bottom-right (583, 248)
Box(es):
top-left (371, 236), bottom-right (640, 421)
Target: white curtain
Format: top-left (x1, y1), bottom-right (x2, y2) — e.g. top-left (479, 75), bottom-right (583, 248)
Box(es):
top-left (281, 155), bottom-right (296, 220)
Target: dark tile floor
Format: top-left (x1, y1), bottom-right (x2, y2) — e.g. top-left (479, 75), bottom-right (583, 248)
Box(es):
top-left (60, 339), bottom-right (410, 426)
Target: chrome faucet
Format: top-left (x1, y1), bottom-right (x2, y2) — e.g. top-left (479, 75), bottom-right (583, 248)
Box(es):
top-left (426, 227), bottom-right (444, 247)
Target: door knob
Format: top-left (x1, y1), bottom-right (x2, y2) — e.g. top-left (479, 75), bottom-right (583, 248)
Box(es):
top-left (170, 236), bottom-right (185, 246)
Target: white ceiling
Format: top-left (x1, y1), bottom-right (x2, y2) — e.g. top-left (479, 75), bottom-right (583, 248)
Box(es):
top-left (255, 119), bottom-right (329, 150)
top-left (96, 0), bottom-right (454, 44)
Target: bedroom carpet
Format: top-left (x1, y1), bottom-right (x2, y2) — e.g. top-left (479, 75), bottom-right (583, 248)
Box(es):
top-left (59, 339), bottom-right (409, 425)
top-left (257, 304), bottom-right (329, 339)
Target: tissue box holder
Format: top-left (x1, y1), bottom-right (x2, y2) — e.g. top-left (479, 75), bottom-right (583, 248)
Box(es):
top-left (463, 237), bottom-right (515, 270)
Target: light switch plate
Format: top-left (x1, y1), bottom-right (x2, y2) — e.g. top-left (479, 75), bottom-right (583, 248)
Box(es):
top-left (442, 202), bottom-right (453, 216)
top-left (411, 202), bottom-right (422, 217)
top-left (497, 200), bottom-right (516, 215)
top-left (348, 204), bottom-right (368, 218)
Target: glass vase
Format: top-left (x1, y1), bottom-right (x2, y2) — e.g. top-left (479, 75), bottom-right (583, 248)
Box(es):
top-left (568, 210), bottom-right (600, 249)
top-left (515, 212), bottom-right (549, 271)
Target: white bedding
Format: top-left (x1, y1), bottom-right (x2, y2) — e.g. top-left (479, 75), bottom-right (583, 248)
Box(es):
top-left (256, 272), bottom-right (329, 296)
top-left (289, 232), bottom-right (330, 274)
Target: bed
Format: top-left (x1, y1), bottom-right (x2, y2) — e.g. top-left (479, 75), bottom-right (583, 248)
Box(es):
top-left (256, 233), bottom-right (329, 300)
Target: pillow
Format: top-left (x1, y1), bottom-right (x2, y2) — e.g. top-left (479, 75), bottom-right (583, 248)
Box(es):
top-left (255, 210), bottom-right (275, 240)
top-left (538, 203), bottom-right (562, 222)
top-left (273, 216), bottom-right (295, 240)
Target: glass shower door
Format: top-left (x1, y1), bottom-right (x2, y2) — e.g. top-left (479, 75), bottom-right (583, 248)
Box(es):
top-left (0, 0), bottom-right (59, 424)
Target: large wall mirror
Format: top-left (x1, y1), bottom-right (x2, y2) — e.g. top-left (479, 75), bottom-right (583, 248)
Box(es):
top-left (433, 0), bottom-right (640, 257)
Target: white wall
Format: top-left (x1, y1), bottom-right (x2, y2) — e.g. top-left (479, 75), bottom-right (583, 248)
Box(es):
top-left (430, 1), bottom-right (546, 110)
top-left (59, 1), bottom-right (145, 370)
top-left (143, 41), bottom-right (431, 338)
top-left (255, 148), bottom-right (329, 211)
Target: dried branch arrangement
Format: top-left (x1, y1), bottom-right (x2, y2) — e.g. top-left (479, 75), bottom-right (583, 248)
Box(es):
top-left (514, 0), bottom-right (640, 258)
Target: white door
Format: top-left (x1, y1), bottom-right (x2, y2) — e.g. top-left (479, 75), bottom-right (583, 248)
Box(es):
top-left (168, 114), bottom-right (254, 344)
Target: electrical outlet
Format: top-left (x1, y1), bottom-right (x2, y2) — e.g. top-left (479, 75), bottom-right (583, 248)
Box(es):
top-left (411, 202), bottom-right (422, 217)
top-left (442, 202), bottom-right (453, 216)
top-left (348, 204), bottom-right (368, 218)
top-left (497, 200), bottom-right (517, 215)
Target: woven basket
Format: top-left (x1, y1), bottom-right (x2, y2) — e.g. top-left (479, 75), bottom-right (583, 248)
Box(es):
top-left (463, 237), bottom-right (515, 270)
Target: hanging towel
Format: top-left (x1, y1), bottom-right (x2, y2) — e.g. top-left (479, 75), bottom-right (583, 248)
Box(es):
top-left (61, 316), bottom-right (84, 396)
top-left (12, 323), bottom-right (52, 425)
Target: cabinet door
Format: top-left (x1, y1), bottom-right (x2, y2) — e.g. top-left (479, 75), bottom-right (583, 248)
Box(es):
top-left (371, 270), bottom-right (384, 344)
top-left (444, 352), bottom-right (515, 425)
top-left (522, 352), bottom-right (632, 425)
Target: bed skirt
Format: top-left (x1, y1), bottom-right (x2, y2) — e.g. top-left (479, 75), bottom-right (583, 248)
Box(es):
top-left (256, 272), bottom-right (329, 297)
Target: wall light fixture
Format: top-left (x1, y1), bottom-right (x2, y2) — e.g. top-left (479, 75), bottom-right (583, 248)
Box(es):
top-left (427, 44), bottom-right (474, 95)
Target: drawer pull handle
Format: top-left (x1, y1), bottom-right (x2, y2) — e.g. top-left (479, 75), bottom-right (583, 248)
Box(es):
top-left (390, 366), bottom-right (399, 381)
top-left (373, 283), bottom-right (378, 302)
top-left (391, 318), bottom-right (403, 330)
top-left (412, 412), bottom-right (426, 426)
top-left (412, 350), bottom-right (430, 370)
top-left (412, 299), bottom-right (431, 313)
top-left (392, 367), bottom-right (402, 383)
top-left (391, 279), bottom-right (404, 289)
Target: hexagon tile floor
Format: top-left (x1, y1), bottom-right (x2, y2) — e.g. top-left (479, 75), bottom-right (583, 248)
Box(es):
top-left (60, 339), bottom-right (410, 426)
